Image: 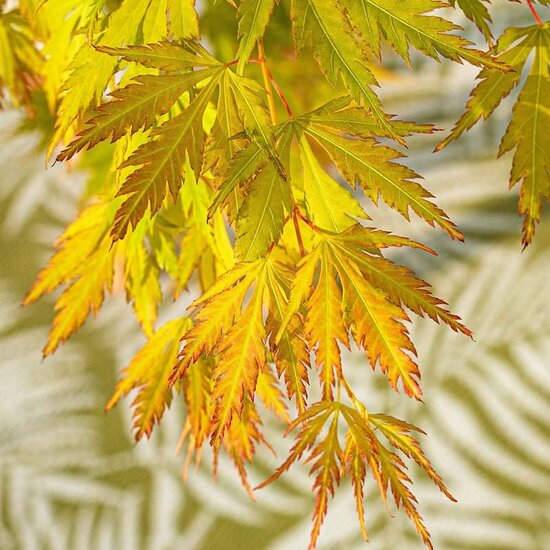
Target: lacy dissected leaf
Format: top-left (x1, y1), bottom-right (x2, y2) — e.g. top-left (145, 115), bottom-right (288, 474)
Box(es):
top-left (209, 274), bottom-right (267, 444)
top-left (43, 240), bottom-right (115, 357)
top-left (255, 401), bottom-right (340, 548)
top-left (96, 40), bottom-right (220, 71)
top-left (438, 25), bottom-right (536, 147)
top-left (300, 119), bottom-right (463, 240)
top-left (291, 0), bottom-right (392, 138)
top-left (439, 23), bottom-right (550, 245)
top-left (258, 401), bottom-right (453, 550)
top-left (270, 315), bottom-right (311, 414)
top-left (368, 413), bottom-right (455, 501)
top-left (499, 24), bottom-right (550, 246)
top-left (33, 0), bottom-right (104, 111)
top-left (236, 0), bottom-right (278, 74)
top-left (173, 257), bottom-right (300, 441)
top-left (166, 0), bottom-right (200, 39)
top-left (265, 261), bottom-right (311, 414)
top-left (48, 0), bottom-right (153, 156)
top-left (256, 365), bottom-right (290, 422)
top-left (107, 317), bottom-right (191, 440)
top-left (350, 253), bottom-right (471, 334)
top-left (279, 226), bottom-right (470, 399)
top-left (223, 399), bottom-right (269, 497)
top-left (173, 170), bottom-right (235, 297)
top-left (209, 138), bottom-right (269, 217)
top-left (207, 70), bottom-right (248, 180)
top-left (209, 71), bottom-right (292, 219)
top-left (111, 71), bottom-right (223, 240)
top-left (57, 67), bottom-right (219, 161)
top-left (122, 221), bottom-right (162, 337)
top-left (339, 0), bottom-right (502, 68)
top-left (449, 0), bottom-right (493, 41)
top-left (225, 70), bottom-right (285, 173)
top-left (22, 202), bottom-right (115, 306)
top-left (235, 128), bottom-right (293, 260)
top-left (182, 356), bottom-right (214, 459)
top-left (299, 135), bottom-right (366, 233)
top-left (235, 161), bottom-right (292, 260)
top-left (307, 252), bottom-right (349, 399)
top-left (23, 199), bottom-right (164, 354)
top-left (300, 96), bottom-right (435, 140)
top-left (341, 254), bottom-right (422, 398)
top-left (171, 261), bottom-right (263, 383)
top-left (339, 406), bottom-right (454, 550)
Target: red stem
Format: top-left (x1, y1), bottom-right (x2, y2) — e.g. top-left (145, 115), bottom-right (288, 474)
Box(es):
top-left (265, 65), bottom-right (293, 118)
top-left (292, 209), bottom-right (306, 258)
top-left (526, 0), bottom-right (543, 26)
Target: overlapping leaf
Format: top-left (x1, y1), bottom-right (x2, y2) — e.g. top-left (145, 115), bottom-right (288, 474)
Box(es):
top-left (236, 0), bottom-right (278, 73)
top-left (338, 0), bottom-right (501, 67)
top-left (171, 256), bottom-right (307, 441)
top-left (449, 0), bottom-right (493, 41)
top-left (291, 0), bottom-right (504, 139)
top-left (107, 317), bottom-right (192, 440)
top-left (296, 102), bottom-right (463, 240)
top-left (278, 226), bottom-right (470, 399)
top-left (111, 72), bottom-right (223, 240)
top-left (291, 0), bottom-right (392, 136)
top-left (57, 68), bottom-right (219, 161)
top-left (257, 401), bottom-right (454, 550)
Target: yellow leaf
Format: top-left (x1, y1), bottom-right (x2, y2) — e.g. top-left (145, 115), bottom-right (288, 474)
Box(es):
top-left (256, 366), bottom-right (290, 423)
top-left (107, 317), bottom-right (191, 440)
top-left (22, 202), bottom-right (115, 306)
top-left (43, 241), bottom-right (115, 356)
top-left (209, 268), bottom-right (267, 443)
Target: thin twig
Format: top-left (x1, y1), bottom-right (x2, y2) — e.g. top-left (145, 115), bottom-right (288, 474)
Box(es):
top-left (265, 65), bottom-right (294, 118)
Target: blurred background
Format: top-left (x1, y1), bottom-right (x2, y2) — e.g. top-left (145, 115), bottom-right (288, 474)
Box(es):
top-left (1, 1), bottom-right (549, 549)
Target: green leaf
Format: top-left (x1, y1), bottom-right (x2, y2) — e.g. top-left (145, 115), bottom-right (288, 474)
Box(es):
top-left (235, 126), bottom-right (294, 260)
top-left (339, 0), bottom-right (503, 68)
top-left (166, 0), bottom-right (200, 39)
top-left (57, 68), bottom-right (219, 161)
top-left (440, 23), bottom-right (550, 245)
top-left (235, 163), bottom-right (292, 260)
top-left (299, 135), bottom-right (366, 233)
top-left (437, 25), bottom-right (535, 149)
top-left (291, 0), bottom-right (395, 139)
top-left (300, 97), bottom-right (435, 140)
top-left (449, 0), bottom-right (493, 42)
top-left (208, 70), bottom-right (247, 177)
top-left (208, 140), bottom-right (266, 217)
top-left (96, 40), bottom-right (221, 71)
top-left (226, 70), bottom-right (285, 173)
top-left (499, 24), bottom-right (550, 246)
top-left (304, 124), bottom-right (463, 240)
top-left (236, 0), bottom-right (278, 74)
top-left (48, 0), bottom-right (155, 157)
top-left (111, 71), bottom-right (223, 240)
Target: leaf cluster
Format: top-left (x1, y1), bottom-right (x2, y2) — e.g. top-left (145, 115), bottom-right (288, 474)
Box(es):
top-left (3, 0), bottom-right (548, 547)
